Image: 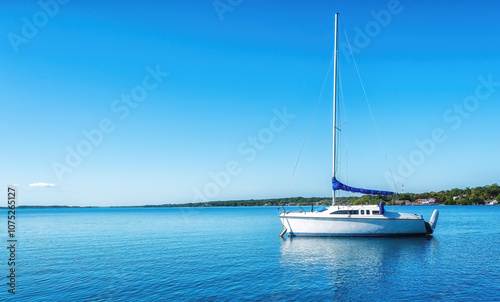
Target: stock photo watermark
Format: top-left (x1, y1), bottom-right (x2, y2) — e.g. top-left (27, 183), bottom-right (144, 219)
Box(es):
top-left (340, 0), bottom-right (403, 61)
top-left (192, 107), bottom-right (295, 203)
top-left (51, 65), bottom-right (168, 182)
top-left (6, 186), bottom-right (17, 295)
top-left (386, 74), bottom-right (500, 185)
top-left (213, 0), bottom-right (243, 22)
top-left (7, 0), bottom-right (70, 53)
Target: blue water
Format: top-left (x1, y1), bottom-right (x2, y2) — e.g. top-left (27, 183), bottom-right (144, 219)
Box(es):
top-left (2, 206), bottom-right (499, 301)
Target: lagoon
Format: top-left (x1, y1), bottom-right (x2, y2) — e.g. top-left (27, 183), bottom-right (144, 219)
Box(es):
top-left (2, 205), bottom-right (499, 301)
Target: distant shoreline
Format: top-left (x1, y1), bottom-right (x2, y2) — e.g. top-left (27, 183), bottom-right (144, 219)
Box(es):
top-left (2, 201), bottom-right (498, 210)
top-left (0, 204), bottom-right (493, 209)
top-left (3, 183), bottom-right (499, 209)
top-left (0, 205), bottom-right (497, 210)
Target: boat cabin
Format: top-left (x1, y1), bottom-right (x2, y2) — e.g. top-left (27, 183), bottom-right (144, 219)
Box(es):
top-left (329, 208), bottom-right (380, 215)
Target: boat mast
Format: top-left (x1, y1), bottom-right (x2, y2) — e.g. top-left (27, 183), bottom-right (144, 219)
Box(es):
top-left (332, 13), bottom-right (339, 206)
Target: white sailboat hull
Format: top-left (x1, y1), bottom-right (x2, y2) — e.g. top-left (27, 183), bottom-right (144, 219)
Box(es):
top-left (281, 216), bottom-right (427, 236)
top-left (279, 206), bottom-right (433, 237)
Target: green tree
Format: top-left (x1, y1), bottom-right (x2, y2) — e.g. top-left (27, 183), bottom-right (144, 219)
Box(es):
top-left (470, 195), bottom-right (483, 205)
top-left (398, 193), bottom-right (413, 202)
top-left (444, 196), bottom-right (456, 205)
top-left (465, 187), bottom-right (471, 198)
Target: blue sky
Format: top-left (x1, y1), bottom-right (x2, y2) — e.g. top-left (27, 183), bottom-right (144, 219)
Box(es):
top-left (1, 0), bottom-right (499, 206)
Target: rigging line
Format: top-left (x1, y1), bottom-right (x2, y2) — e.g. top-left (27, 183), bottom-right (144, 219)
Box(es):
top-left (335, 52), bottom-right (341, 182)
top-left (338, 68), bottom-right (349, 201)
top-left (336, 59), bottom-right (341, 187)
top-left (285, 53), bottom-right (335, 198)
top-left (339, 15), bottom-right (398, 194)
top-left (333, 50), bottom-right (339, 179)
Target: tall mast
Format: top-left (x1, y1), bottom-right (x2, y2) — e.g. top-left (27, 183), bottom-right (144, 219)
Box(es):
top-left (332, 13), bottom-right (339, 206)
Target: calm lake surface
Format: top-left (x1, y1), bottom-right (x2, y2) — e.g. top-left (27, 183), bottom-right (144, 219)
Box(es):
top-left (2, 206), bottom-right (499, 301)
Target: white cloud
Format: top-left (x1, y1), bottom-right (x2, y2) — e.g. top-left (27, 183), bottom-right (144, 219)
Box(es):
top-left (29, 182), bottom-right (56, 187)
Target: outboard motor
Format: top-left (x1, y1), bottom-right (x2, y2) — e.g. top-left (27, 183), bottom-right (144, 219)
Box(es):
top-left (425, 209), bottom-right (439, 234)
top-left (429, 209), bottom-right (439, 230)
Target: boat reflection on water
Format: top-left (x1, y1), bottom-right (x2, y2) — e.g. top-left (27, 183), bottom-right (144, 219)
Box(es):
top-left (279, 237), bottom-right (439, 300)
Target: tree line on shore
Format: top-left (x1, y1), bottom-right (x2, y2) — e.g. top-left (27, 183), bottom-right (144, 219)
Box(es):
top-left (400, 183), bottom-right (500, 205)
top-left (158, 183), bottom-right (500, 207)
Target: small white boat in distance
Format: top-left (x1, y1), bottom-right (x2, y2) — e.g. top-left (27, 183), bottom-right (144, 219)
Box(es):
top-left (279, 13), bottom-right (439, 237)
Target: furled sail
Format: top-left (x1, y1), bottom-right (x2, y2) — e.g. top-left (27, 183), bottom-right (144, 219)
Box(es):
top-left (332, 177), bottom-right (394, 196)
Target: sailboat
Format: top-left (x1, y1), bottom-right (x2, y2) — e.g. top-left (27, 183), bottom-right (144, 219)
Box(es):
top-left (279, 13), bottom-right (439, 237)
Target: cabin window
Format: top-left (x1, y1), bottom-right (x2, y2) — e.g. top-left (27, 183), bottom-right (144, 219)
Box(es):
top-left (361, 210), bottom-right (365, 214)
top-left (331, 210), bottom-right (359, 215)
top-left (373, 211), bottom-right (380, 215)
top-left (366, 210), bottom-right (370, 214)
top-left (330, 210), bottom-right (349, 215)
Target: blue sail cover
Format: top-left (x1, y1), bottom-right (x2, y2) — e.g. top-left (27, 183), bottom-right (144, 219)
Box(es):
top-left (332, 177), bottom-right (394, 196)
